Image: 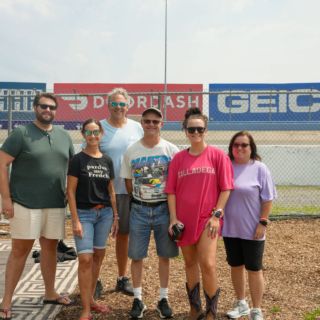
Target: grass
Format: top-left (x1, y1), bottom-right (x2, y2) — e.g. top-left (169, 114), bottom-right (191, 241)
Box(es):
top-left (272, 185), bottom-right (320, 215)
top-left (272, 205), bottom-right (320, 215)
top-left (304, 308), bottom-right (320, 320)
top-left (276, 185), bottom-right (320, 191)
top-left (270, 305), bottom-right (281, 313)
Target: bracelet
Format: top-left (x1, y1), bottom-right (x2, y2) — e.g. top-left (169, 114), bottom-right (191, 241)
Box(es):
top-left (259, 219), bottom-right (268, 227)
top-left (113, 215), bottom-right (120, 220)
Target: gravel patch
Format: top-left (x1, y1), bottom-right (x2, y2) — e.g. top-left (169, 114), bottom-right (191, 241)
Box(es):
top-left (51, 219), bottom-right (320, 320)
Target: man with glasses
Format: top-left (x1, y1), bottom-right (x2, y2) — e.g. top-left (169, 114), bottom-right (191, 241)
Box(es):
top-left (120, 107), bottom-right (179, 319)
top-left (0, 93), bottom-right (74, 319)
top-left (99, 88), bottom-right (143, 296)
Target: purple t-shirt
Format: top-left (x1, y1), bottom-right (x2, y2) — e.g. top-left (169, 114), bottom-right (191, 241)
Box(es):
top-left (222, 160), bottom-right (276, 241)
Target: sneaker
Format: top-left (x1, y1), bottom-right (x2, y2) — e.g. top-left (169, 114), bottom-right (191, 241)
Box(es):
top-left (130, 298), bottom-right (147, 319)
top-left (249, 308), bottom-right (264, 320)
top-left (156, 298), bottom-right (173, 319)
top-left (115, 277), bottom-right (134, 296)
top-left (226, 300), bottom-right (250, 319)
top-left (57, 240), bottom-right (77, 257)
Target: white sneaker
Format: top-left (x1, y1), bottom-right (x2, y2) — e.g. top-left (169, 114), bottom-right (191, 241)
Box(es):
top-left (226, 300), bottom-right (250, 319)
top-left (249, 308), bottom-right (264, 320)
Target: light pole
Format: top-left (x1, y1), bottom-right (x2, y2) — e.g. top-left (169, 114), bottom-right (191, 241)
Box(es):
top-left (163, 0), bottom-right (168, 120)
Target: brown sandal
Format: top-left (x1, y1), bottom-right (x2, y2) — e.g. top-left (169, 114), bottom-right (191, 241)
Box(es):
top-left (0, 308), bottom-right (12, 320)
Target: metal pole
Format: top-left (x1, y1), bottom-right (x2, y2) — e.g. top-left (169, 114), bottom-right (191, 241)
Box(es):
top-left (163, 0), bottom-right (168, 121)
top-left (8, 92), bottom-right (13, 135)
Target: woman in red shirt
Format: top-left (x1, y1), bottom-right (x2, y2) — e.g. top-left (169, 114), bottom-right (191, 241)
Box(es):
top-left (166, 108), bottom-right (233, 320)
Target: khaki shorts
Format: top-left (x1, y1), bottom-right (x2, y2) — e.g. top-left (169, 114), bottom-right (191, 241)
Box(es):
top-left (10, 202), bottom-right (66, 240)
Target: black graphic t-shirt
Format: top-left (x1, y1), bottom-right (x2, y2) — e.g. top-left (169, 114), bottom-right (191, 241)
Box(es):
top-left (68, 151), bottom-right (115, 209)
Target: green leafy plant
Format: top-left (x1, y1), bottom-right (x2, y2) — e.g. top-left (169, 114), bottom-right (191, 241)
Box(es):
top-left (270, 305), bottom-right (281, 313)
top-left (304, 308), bottom-right (320, 320)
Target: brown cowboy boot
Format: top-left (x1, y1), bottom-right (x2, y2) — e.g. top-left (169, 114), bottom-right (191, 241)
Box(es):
top-left (204, 288), bottom-right (221, 319)
top-left (186, 283), bottom-right (204, 320)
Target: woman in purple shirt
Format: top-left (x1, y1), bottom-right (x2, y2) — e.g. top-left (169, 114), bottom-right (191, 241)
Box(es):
top-left (222, 131), bottom-right (276, 320)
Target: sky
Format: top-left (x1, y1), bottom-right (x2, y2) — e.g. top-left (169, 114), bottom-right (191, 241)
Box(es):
top-left (0, 0), bottom-right (319, 90)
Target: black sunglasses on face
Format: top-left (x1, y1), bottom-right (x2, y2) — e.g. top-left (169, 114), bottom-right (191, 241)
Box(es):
top-left (233, 143), bottom-right (250, 148)
top-left (142, 119), bottom-right (161, 125)
top-left (38, 104), bottom-right (57, 111)
top-left (186, 127), bottom-right (206, 134)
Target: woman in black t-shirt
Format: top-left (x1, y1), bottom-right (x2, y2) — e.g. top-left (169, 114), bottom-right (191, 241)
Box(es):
top-left (67, 118), bottom-right (118, 320)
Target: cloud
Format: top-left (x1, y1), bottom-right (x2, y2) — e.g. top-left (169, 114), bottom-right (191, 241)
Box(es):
top-left (222, 0), bottom-right (256, 13)
top-left (0, 0), bottom-right (319, 86)
top-left (0, 0), bottom-right (54, 19)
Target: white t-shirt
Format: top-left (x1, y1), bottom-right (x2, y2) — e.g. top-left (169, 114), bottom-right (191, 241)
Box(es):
top-left (100, 118), bottom-right (143, 194)
top-left (120, 138), bottom-right (179, 202)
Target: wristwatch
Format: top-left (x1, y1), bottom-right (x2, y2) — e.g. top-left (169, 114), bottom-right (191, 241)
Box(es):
top-left (259, 219), bottom-right (269, 227)
top-left (211, 209), bottom-right (222, 219)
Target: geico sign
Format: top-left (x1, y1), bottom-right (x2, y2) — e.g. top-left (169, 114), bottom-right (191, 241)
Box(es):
top-left (61, 94), bottom-right (200, 111)
top-left (217, 89), bottom-right (320, 113)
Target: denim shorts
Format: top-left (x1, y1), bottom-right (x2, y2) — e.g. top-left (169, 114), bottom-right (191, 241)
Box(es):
top-left (74, 207), bottom-right (113, 254)
top-left (128, 202), bottom-right (179, 260)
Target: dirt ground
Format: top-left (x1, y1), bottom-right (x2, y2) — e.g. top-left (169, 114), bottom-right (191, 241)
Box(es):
top-left (49, 218), bottom-right (320, 320)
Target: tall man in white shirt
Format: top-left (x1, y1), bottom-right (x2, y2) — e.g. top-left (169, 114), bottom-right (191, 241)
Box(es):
top-left (99, 88), bottom-right (143, 295)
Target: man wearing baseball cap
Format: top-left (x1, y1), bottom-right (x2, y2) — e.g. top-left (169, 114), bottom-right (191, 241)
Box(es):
top-left (120, 107), bottom-right (179, 319)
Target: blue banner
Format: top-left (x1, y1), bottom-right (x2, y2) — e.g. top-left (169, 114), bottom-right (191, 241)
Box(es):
top-left (0, 82), bottom-right (46, 129)
top-left (209, 83), bottom-right (320, 122)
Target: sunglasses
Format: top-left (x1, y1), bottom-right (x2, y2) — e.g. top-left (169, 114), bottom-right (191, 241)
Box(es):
top-left (84, 129), bottom-right (101, 137)
top-left (142, 119), bottom-right (161, 125)
top-left (233, 143), bottom-right (250, 148)
top-left (186, 127), bottom-right (206, 134)
top-left (110, 101), bottom-right (127, 108)
top-left (38, 104), bottom-right (57, 111)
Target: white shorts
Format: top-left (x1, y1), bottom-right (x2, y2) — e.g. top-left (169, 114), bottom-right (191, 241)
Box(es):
top-left (10, 202), bottom-right (66, 240)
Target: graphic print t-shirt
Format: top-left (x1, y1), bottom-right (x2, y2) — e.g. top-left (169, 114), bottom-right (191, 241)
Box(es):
top-left (68, 152), bottom-right (115, 209)
top-left (120, 139), bottom-right (179, 202)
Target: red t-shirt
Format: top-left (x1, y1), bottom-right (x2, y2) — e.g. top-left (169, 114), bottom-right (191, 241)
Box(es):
top-left (165, 146), bottom-right (234, 246)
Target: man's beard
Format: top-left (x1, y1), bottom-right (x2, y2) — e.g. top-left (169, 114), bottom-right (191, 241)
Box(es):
top-left (35, 113), bottom-right (54, 125)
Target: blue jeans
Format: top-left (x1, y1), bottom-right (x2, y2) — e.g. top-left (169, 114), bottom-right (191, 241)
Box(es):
top-left (128, 202), bottom-right (179, 260)
top-left (74, 207), bottom-right (113, 254)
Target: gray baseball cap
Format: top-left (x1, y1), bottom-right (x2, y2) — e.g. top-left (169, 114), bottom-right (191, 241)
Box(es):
top-left (141, 107), bottom-right (163, 118)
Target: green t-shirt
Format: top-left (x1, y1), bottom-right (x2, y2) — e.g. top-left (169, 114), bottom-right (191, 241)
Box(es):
top-left (1, 123), bottom-right (75, 209)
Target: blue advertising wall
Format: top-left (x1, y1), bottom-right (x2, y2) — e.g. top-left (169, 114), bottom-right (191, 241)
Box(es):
top-left (0, 82), bottom-right (46, 129)
top-left (209, 83), bottom-right (320, 123)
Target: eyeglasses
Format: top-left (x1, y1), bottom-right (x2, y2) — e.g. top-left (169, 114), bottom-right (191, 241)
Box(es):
top-left (233, 143), bottom-right (250, 148)
top-left (38, 104), bottom-right (57, 111)
top-left (186, 127), bottom-right (206, 134)
top-left (84, 129), bottom-right (101, 137)
top-left (110, 101), bottom-right (127, 108)
top-left (142, 119), bottom-right (161, 125)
